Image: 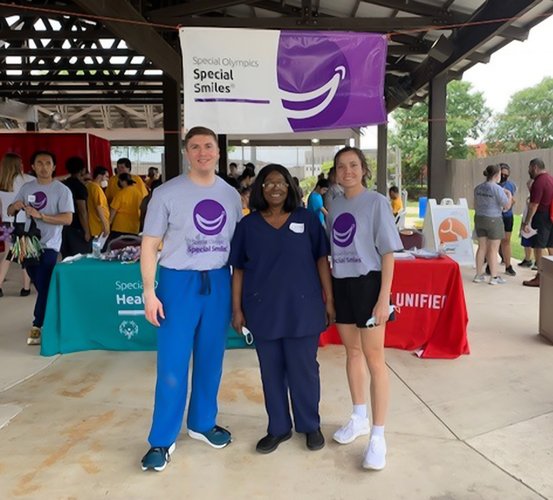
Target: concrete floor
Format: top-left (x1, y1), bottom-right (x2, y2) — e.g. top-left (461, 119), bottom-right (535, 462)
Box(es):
top-left (0, 261), bottom-right (552, 500)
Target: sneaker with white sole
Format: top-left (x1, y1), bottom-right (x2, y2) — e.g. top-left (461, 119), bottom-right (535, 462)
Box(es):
top-left (332, 414), bottom-right (370, 444)
top-left (141, 443), bottom-right (176, 472)
top-left (27, 326), bottom-right (41, 346)
top-left (362, 435), bottom-right (387, 470)
top-left (188, 425), bottom-right (232, 449)
top-left (472, 274), bottom-right (486, 283)
top-left (489, 276), bottom-right (506, 285)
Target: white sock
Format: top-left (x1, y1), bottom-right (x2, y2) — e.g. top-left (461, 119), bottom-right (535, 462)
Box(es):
top-left (371, 425), bottom-right (385, 437)
top-left (352, 404), bottom-right (367, 419)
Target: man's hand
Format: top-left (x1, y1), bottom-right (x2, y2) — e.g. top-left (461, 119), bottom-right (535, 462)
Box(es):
top-left (24, 206), bottom-right (42, 220)
top-left (9, 200), bottom-right (25, 214)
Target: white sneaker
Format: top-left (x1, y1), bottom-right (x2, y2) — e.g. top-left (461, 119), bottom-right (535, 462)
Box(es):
top-left (362, 435), bottom-right (387, 470)
top-left (472, 274), bottom-right (486, 283)
top-left (332, 414), bottom-right (370, 444)
top-left (489, 276), bottom-right (506, 285)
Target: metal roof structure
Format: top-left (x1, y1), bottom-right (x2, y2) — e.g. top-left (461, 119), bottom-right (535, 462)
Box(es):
top-left (1, 0), bottom-right (552, 135)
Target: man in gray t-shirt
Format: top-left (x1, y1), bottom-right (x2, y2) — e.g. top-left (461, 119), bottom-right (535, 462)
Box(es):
top-left (8, 150), bottom-right (73, 346)
top-left (140, 127), bottom-right (242, 472)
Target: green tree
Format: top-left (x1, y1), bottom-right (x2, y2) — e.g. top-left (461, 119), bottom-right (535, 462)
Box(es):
top-left (487, 77), bottom-right (553, 152)
top-left (390, 80), bottom-right (490, 185)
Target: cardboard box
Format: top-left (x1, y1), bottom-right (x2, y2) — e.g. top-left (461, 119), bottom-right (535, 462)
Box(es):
top-left (540, 256), bottom-right (553, 344)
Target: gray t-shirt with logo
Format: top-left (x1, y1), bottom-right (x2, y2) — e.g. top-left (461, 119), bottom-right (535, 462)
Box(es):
top-left (474, 181), bottom-right (509, 217)
top-left (328, 190), bottom-right (403, 278)
top-left (143, 175), bottom-right (242, 270)
top-left (13, 179), bottom-right (74, 252)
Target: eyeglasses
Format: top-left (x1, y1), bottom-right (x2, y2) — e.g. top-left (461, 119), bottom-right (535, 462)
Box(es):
top-left (262, 182), bottom-right (289, 190)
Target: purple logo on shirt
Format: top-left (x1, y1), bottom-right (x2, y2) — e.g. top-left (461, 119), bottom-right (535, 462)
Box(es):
top-left (30, 191), bottom-right (47, 211)
top-left (332, 213), bottom-right (356, 247)
top-left (193, 199), bottom-right (227, 236)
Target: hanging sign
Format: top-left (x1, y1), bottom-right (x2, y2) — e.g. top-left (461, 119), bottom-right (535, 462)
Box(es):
top-left (179, 27), bottom-right (387, 134)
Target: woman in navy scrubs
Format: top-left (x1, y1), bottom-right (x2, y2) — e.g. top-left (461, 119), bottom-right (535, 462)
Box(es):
top-left (230, 164), bottom-right (335, 454)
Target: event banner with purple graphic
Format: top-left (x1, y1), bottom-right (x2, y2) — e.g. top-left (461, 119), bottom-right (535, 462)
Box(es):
top-left (179, 28), bottom-right (387, 134)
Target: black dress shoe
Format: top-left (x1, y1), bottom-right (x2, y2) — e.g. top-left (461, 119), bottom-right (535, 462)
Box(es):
top-left (256, 431), bottom-right (292, 454)
top-left (20, 288), bottom-right (31, 297)
top-left (306, 429), bottom-right (325, 451)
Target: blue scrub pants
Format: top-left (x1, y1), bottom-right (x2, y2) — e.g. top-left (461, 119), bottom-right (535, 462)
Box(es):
top-left (255, 335), bottom-right (321, 437)
top-left (148, 266), bottom-right (231, 448)
top-left (25, 249), bottom-right (58, 328)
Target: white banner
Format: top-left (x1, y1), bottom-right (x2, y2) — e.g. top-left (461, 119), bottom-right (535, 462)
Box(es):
top-left (179, 27), bottom-right (387, 134)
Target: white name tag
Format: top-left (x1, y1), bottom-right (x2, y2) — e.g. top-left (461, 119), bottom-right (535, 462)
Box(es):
top-left (289, 222), bottom-right (305, 234)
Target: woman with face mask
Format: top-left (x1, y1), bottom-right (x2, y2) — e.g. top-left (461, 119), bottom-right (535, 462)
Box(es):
top-left (86, 166), bottom-right (110, 240)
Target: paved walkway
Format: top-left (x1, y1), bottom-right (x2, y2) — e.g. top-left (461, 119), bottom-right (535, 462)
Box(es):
top-left (0, 261), bottom-right (551, 499)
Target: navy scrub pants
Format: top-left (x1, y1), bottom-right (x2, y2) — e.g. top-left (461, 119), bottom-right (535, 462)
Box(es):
top-left (25, 249), bottom-right (58, 328)
top-left (255, 335), bottom-right (321, 437)
top-left (148, 266), bottom-right (231, 448)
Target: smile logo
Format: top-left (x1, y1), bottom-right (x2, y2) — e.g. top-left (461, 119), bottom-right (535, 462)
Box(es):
top-left (193, 199), bottom-right (227, 236)
top-left (277, 34), bottom-right (351, 131)
top-left (31, 191), bottom-right (47, 210)
top-left (332, 213), bottom-right (356, 247)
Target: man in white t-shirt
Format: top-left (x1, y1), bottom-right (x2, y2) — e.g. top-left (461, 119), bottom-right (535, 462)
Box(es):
top-left (140, 127), bottom-right (242, 472)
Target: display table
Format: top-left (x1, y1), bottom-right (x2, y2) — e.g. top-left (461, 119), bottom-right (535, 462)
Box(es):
top-left (41, 259), bottom-right (248, 356)
top-left (319, 256), bottom-right (470, 359)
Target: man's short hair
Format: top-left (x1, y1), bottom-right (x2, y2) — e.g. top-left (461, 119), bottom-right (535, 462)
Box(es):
top-left (31, 150), bottom-right (56, 166)
top-left (93, 166), bottom-right (108, 178)
top-left (529, 158), bottom-right (545, 170)
top-left (499, 163), bottom-right (510, 172)
top-left (116, 157), bottom-right (132, 171)
top-left (389, 185), bottom-right (399, 194)
top-left (316, 179), bottom-right (329, 189)
top-left (184, 126), bottom-right (218, 149)
top-left (66, 156), bottom-right (86, 175)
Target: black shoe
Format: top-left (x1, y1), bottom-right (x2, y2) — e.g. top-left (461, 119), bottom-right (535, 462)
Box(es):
top-left (0, 288), bottom-right (3, 298)
top-left (518, 259), bottom-right (532, 268)
top-left (20, 288), bottom-right (31, 297)
top-left (306, 429), bottom-right (325, 451)
top-left (485, 265), bottom-right (491, 276)
top-left (505, 266), bottom-right (516, 276)
top-left (256, 431), bottom-right (292, 454)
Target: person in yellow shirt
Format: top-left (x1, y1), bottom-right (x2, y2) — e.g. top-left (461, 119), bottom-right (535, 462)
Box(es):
top-left (105, 157), bottom-right (148, 204)
top-left (389, 186), bottom-right (403, 217)
top-left (87, 166), bottom-right (110, 238)
top-left (109, 173), bottom-right (143, 237)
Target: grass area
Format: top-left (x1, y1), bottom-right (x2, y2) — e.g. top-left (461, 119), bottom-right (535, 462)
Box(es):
top-left (406, 201), bottom-right (525, 261)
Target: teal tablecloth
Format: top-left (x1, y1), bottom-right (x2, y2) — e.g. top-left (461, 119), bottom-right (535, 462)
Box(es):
top-left (41, 258), bottom-right (250, 356)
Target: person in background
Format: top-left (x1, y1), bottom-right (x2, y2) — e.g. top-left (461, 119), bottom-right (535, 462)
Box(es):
top-left (230, 164), bottom-right (334, 454)
top-left (228, 162), bottom-right (239, 179)
top-left (109, 173), bottom-right (143, 239)
top-left (307, 178), bottom-right (329, 226)
top-left (61, 157), bottom-right (91, 258)
top-left (522, 158), bottom-right (553, 287)
top-left (519, 179), bottom-right (536, 268)
top-left (327, 146), bottom-right (402, 471)
top-left (473, 164), bottom-right (512, 285)
top-left (87, 166), bottom-right (110, 240)
top-left (145, 167), bottom-right (160, 190)
top-left (238, 168), bottom-right (256, 191)
top-left (498, 163), bottom-right (517, 276)
top-left (292, 176), bottom-right (304, 206)
top-left (388, 186), bottom-right (403, 217)
top-left (323, 166), bottom-right (343, 213)
top-left (244, 162), bottom-right (256, 176)
top-left (0, 152), bottom-right (33, 297)
top-left (239, 186), bottom-right (252, 216)
top-left (140, 178), bottom-right (163, 232)
top-left (140, 126), bottom-right (242, 472)
top-left (105, 157), bottom-right (148, 204)
top-left (7, 150), bottom-right (73, 345)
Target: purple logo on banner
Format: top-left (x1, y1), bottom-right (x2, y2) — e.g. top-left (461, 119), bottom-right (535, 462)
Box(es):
top-left (277, 32), bottom-right (387, 132)
top-left (332, 213), bottom-right (356, 248)
top-left (193, 199), bottom-right (227, 236)
top-left (31, 191), bottom-right (47, 211)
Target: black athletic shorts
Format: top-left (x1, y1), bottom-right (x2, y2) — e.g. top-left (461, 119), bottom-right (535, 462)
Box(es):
top-left (532, 211), bottom-right (553, 249)
top-left (502, 215), bottom-right (514, 233)
top-left (332, 271), bottom-right (382, 328)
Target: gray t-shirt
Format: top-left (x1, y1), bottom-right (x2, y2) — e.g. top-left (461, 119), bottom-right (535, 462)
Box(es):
top-left (474, 181), bottom-right (509, 217)
top-left (143, 175), bottom-right (242, 271)
top-left (13, 179), bottom-right (74, 252)
top-left (323, 183), bottom-right (344, 211)
top-left (328, 190), bottom-right (403, 278)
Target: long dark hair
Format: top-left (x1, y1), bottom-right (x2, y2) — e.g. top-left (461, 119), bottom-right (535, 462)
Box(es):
top-left (249, 164), bottom-right (301, 213)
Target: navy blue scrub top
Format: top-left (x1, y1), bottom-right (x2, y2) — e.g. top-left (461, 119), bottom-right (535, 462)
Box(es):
top-left (229, 207), bottom-right (329, 341)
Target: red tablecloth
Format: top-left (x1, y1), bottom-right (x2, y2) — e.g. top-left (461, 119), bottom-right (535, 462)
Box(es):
top-left (320, 256), bottom-right (470, 359)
